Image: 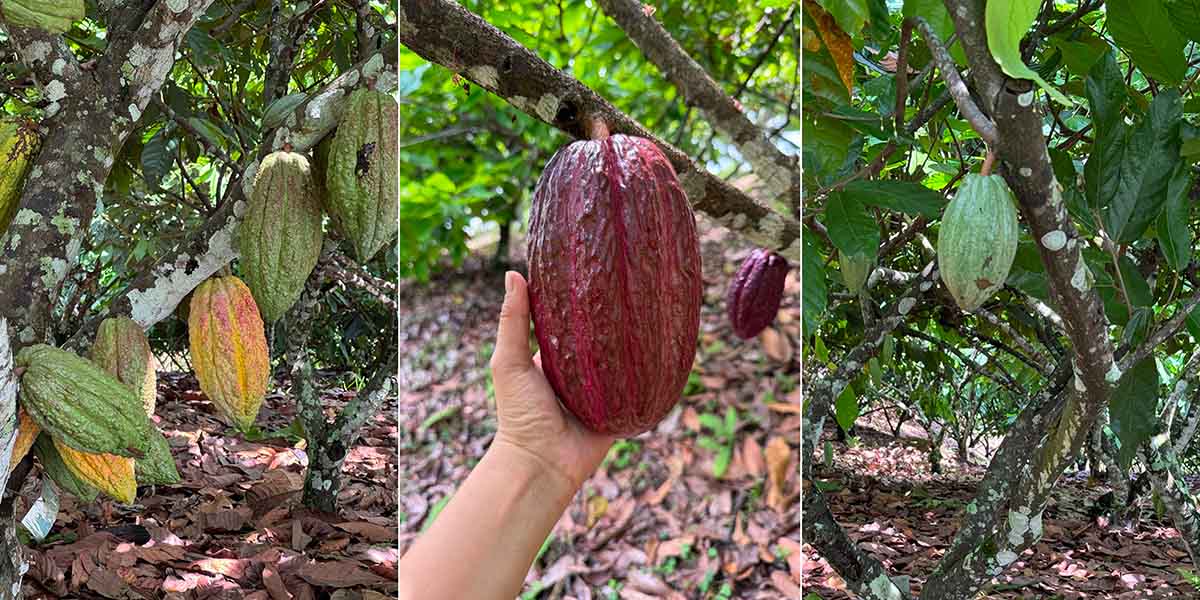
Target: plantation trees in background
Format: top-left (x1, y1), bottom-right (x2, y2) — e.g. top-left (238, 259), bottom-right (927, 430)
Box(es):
top-left (803, 0), bottom-right (1200, 596)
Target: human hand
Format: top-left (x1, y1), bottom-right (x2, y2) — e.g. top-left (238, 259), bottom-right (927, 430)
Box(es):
top-left (489, 271), bottom-right (616, 491)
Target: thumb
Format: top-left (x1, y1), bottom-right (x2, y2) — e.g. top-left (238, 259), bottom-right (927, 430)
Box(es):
top-left (490, 271), bottom-right (533, 373)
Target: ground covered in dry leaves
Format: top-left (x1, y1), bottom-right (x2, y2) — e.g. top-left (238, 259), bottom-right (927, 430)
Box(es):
top-left (18, 369), bottom-right (399, 599)
top-left (399, 217), bottom-right (805, 599)
top-left (803, 418), bottom-right (1198, 599)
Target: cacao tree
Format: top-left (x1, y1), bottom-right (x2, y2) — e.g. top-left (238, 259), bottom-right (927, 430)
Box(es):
top-left (803, 0), bottom-right (1200, 596)
top-left (0, 2), bottom-right (397, 595)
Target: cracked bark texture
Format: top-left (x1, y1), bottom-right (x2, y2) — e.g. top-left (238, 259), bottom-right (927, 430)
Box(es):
top-left (595, 0), bottom-right (799, 204)
top-left (398, 0), bottom-right (802, 262)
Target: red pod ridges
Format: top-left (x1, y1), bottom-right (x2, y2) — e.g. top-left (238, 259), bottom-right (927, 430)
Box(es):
top-left (527, 133), bottom-right (702, 437)
top-left (727, 248), bottom-right (790, 339)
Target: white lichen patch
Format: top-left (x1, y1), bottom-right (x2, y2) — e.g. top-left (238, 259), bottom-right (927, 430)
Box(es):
top-left (867, 574), bottom-right (903, 600)
top-left (12, 209), bottom-right (40, 227)
top-left (1040, 230), bottom-right (1067, 251)
top-left (39, 257), bottom-right (68, 290)
top-left (129, 103), bottom-right (142, 121)
top-left (508, 95), bottom-right (531, 112)
top-left (51, 58), bottom-right (66, 76)
top-left (534, 94), bottom-right (561, 123)
top-left (1019, 167), bottom-right (1033, 177)
top-left (1105, 363), bottom-right (1122, 384)
top-left (49, 213), bottom-right (77, 236)
top-left (45, 80), bottom-right (67, 103)
top-left (128, 222), bottom-right (239, 328)
top-left (1018, 91), bottom-right (1035, 107)
top-left (26, 40), bottom-right (53, 63)
top-left (467, 65), bottom-right (500, 89)
top-left (919, 280), bottom-right (933, 292)
top-left (1070, 257), bottom-right (1091, 291)
top-left (1008, 508), bottom-right (1031, 545)
top-left (166, 0), bottom-right (188, 12)
top-left (996, 549), bottom-right (1019, 566)
top-left (362, 52), bottom-right (386, 81)
top-left (898, 297), bottom-right (917, 315)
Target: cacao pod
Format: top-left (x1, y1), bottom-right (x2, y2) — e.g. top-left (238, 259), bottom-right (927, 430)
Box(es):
top-left (8, 409), bottom-right (38, 473)
top-left (726, 249), bottom-right (790, 339)
top-left (239, 150), bottom-right (324, 323)
top-left (91, 316), bottom-right (156, 415)
top-left (16, 344), bottom-right (150, 458)
top-left (53, 438), bottom-right (135, 504)
top-left (136, 427), bottom-right (180, 486)
top-left (936, 173), bottom-right (1020, 312)
top-left (325, 88), bottom-right (398, 262)
top-left (527, 131), bottom-right (702, 436)
top-left (33, 434), bottom-right (98, 503)
top-left (0, 118), bottom-right (39, 237)
top-left (0, 0), bottom-right (84, 33)
top-left (841, 252), bottom-right (874, 296)
top-left (188, 276), bottom-right (270, 432)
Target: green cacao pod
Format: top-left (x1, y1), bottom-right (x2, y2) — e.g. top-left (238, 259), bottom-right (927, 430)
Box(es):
top-left (16, 344), bottom-right (150, 458)
top-left (0, 118), bottom-right (39, 237)
top-left (33, 434), bottom-right (98, 503)
top-left (53, 438), bottom-right (136, 503)
top-left (8, 409), bottom-right (38, 473)
top-left (528, 131), bottom-right (702, 436)
top-left (326, 88), bottom-right (398, 262)
top-left (0, 0), bottom-right (84, 33)
top-left (726, 249), bottom-right (790, 340)
top-left (136, 427), bottom-right (180, 486)
top-left (841, 252), bottom-right (874, 296)
top-left (91, 316), bottom-right (157, 415)
top-left (188, 276), bottom-right (270, 432)
top-left (239, 151), bottom-right (324, 323)
top-left (936, 173), bottom-right (1020, 312)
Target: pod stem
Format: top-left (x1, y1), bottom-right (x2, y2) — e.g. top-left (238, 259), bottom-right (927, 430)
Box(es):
top-left (585, 116), bottom-right (610, 141)
top-left (981, 150), bottom-right (996, 176)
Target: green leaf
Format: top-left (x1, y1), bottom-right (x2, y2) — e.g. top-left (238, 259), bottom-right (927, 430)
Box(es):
top-left (842, 180), bottom-right (945, 218)
top-left (724, 406), bottom-right (737, 437)
top-left (824, 192), bottom-right (880, 258)
top-left (835, 384), bottom-right (860, 433)
top-left (713, 446), bottom-right (732, 478)
top-left (984, 0), bottom-right (1072, 105)
top-left (1106, 0), bottom-right (1187, 85)
top-left (1157, 163), bottom-right (1193, 271)
top-left (802, 230), bottom-right (829, 337)
top-left (815, 0), bottom-right (868, 37)
top-left (262, 93), bottom-right (308, 130)
top-left (1051, 31), bottom-right (1108, 76)
top-left (1107, 90), bottom-right (1183, 242)
top-left (141, 127), bottom-right (173, 189)
top-left (697, 414), bottom-right (724, 433)
top-left (1166, 0), bottom-right (1200, 41)
top-left (1083, 51), bottom-right (1128, 217)
top-left (823, 441), bottom-right (835, 468)
top-left (903, 0), bottom-right (964, 63)
top-left (1109, 358), bottom-right (1160, 470)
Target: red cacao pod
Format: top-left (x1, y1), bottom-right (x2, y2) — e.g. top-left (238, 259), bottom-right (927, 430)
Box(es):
top-left (726, 249), bottom-right (789, 339)
top-left (527, 131), bottom-right (702, 436)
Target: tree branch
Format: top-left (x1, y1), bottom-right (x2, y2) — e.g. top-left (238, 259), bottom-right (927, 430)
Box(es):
top-left (912, 17), bottom-right (998, 146)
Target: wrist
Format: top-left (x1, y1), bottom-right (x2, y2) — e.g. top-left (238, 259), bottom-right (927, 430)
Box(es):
top-left (490, 435), bottom-right (581, 502)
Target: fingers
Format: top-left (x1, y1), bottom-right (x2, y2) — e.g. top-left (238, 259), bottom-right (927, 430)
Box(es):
top-left (490, 271), bottom-right (533, 374)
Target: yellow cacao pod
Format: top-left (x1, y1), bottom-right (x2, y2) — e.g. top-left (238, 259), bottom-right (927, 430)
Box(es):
top-left (33, 434), bottom-right (98, 503)
top-left (52, 438), bottom-right (135, 503)
top-left (0, 118), bottom-right (39, 237)
top-left (91, 316), bottom-right (156, 415)
top-left (8, 409), bottom-right (38, 473)
top-left (188, 276), bottom-right (270, 432)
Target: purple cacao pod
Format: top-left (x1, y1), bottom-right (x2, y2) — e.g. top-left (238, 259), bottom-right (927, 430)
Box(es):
top-left (527, 132), bottom-right (703, 436)
top-left (726, 249), bottom-right (789, 339)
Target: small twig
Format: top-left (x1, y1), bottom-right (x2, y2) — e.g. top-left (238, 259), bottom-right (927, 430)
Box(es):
top-left (913, 17), bottom-right (999, 146)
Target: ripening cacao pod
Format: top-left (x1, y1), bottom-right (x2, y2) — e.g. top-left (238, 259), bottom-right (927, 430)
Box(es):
top-left (7, 409), bottom-right (38, 473)
top-left (239, 151), bottom-right (324, 323)
top-left (188, 276), bottom-right (270, 432)
top-left (726, 249), bottom-right (790, 339)
top-left (0, 0), bottom-right (84, 33)
top-left (136, 427), bottom-right (180, 486)
top-left (325, 88), bottom-right (398, 262)
top-left (841, 252), bottom-right (874, 296)
top-left (936, 173), bottom-right (1020, 312)
top-left (0, 118), bottom-right (39, 237)
top-left (16, 344), bottom-right (150, 458)
top-left (527, 127), bottom-right (702, 436)
top-left (33, 434), bottom-right (98, 503)
top-left (52, 438), bottom-right (135, 503)
top-left (91, 316), bottom-right (156, 415)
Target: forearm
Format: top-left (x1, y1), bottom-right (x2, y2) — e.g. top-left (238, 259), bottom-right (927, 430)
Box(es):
top-left (398, 439), bottom-right (578, 599)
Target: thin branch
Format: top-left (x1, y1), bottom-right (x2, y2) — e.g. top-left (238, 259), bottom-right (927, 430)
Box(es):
top-left (912, 17), bottom-right (998, 146)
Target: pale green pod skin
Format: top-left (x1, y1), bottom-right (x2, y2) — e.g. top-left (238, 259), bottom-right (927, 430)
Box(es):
top-left (135, 427), bottom-right (180, 486)
top-left (1, 0), bottom-right (84, 33)
top-left (936, 173), bottom-right (1021, 312)
top-left (16, 345), bottom-right (151, 458)
top-left (841, 252), bottom-right (874, 296)
top-left (238, 151), bottom-right (324, 323)
top-left (326, 89), bottom-right (398, 262)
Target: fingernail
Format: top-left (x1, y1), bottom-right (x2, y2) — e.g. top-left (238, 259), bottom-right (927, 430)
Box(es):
top-left (504, 271), bottom-right (514, 294)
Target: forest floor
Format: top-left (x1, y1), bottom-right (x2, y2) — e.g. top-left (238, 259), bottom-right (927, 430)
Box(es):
top-left (17, 369), bottom-right (399, 599)
top-left (802, 415), bottom-right (1198, 599)
top-left (399, 216), bottom-right (805, 599)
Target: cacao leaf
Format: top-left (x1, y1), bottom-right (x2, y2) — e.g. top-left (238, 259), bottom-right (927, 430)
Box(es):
top-left (1109, 358), bottom-right (1160, 470)
top-left (1106, 0), bottom-right (1187, 85)
top-left (984, 0), bottom-right (1072, 105)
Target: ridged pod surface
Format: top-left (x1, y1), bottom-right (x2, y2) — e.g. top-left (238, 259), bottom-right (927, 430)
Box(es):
top-left (188, 276), bottom-right (269, 432)
top-left (326, 88), bottom-right (398, 262)
top-left (136, 427), bottom-right (180, 485)
top-left (239, 151), bottom-right (324, 323)
top-left (53, 438), bottom-right (135, 503)
top-left (8, 409), bottom-right (38, 473)
top-left (15, 345), bottom-right (150, 458)
top-left (936, 173), bottom-right (1020, 312)
top-left (726, 249), bottom-right (790, 339)
top-left (0, 118), bottom-right (39, 236)
top-left (0, 0), bottom-right (84, 32)
top-left (840, 252), bottom-right (874, 296)
top-left (33, 434), bottom-right (98, 503)
top-left (527, 132), bottom-right (702, 436)
top-left (91, 316), bottom-right (157, 415)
